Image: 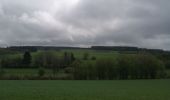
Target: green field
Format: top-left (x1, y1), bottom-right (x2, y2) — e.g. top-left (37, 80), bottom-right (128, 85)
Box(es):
top-left (3, 68), bottom-right (69, 79)
top-left (4, 69), bottom-right (53, 77)
top-left (0, 80), bottom-right (170, 100)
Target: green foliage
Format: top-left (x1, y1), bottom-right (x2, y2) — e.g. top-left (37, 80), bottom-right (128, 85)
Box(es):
top-left (71, 60), bottom-right (82, 79)
top-left (78, 61), bottom-right (96, 80)
top-left (71, 53), bottom-right (76, 62)
top-left (0, 49), bottom-right (167, 80)
top-left (0, 62), bottom-right (5, 77)
top-left (96, 58), bottom-right (117, 80)
top-left (117, 54), bottom-right (166, 79)
top-left (33, 51), bottom-right (65, 77)
top-left (64, 67), bottom-right (74, 74)
top-left (0, 56), bottom-right (22, 68)
top-left (164, 60), bottom-right (170, 69)
top-left (22, 51), bottom-right (32, 67)
top-left (91, 56), bottom-right (96, 60)
top-left (63, 52), bottom-right (75, 67)
top-left (38, 67), bottom-right (45, 77)
top-left (117, 55), bottom-right (131, 79)
top-left (33, 51), bottom-right (60, 68)
top-left (71, 54), bottom-right (165, 80)
top-left (83, 52), bottom-right (89, 60)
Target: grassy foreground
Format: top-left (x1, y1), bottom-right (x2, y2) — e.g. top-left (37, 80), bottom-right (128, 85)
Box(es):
top-left (0, 80), bottom-right (170, 100)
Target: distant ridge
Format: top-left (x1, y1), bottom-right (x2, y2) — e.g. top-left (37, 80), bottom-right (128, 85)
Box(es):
top-left (91, 46), bottom-right (166, 53)
top-left (0, 46), bottom-right (169, 53)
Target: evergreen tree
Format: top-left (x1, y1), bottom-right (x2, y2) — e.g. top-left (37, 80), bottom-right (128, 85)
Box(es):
top-left (22, 51), bottom-right (32, 67)
top-left (71, 53), bottom-right (76, 62)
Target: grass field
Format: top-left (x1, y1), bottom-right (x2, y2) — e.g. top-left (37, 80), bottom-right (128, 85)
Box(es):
top-left (3, 69), bottom-right (170, 78)
top-left (3, 69), bottom-right (69, 79)
top-left (4, 69), bottom-right (53, 77)
top-left (0, 80), bottom-right (170, 100)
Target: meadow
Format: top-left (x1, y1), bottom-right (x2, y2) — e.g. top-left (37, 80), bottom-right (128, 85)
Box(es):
top-left (0, 80), bottom-right (170, 100)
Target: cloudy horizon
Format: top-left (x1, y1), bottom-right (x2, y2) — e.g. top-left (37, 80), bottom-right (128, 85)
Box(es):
top-left (0, 0), bottom-right (170, 50)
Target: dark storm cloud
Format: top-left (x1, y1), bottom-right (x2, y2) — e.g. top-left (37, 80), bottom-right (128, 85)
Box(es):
top-left (0, 0), bottom-right (170, 49)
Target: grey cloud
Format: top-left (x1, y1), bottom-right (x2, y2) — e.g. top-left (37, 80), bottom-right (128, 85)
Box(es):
top-left (0, 0), bottom-right (170, 49)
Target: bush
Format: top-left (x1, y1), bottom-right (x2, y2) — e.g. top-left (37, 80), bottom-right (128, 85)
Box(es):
top-left (83, 52), bottom-right (89, 60)
top-left (91, 56), bottom-right (96, 60)
top-left (38, 67), bottom-right (45, 77)
top-left (0, 68), bottom-right (5, 77)
top-left (64, 67), bottom-right (74, 74)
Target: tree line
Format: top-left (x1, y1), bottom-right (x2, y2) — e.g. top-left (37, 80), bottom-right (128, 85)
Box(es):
top-left (0, 51), bottom-right (167, 80)
top-left (71, 54), bottom-right (165, 80)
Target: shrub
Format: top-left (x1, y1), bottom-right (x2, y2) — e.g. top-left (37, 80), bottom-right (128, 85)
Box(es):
top-left (38, 67), bottom-right (45, 77)
top-left (0, 67), bottom-right (5, 77)
top-left (83, 52), bottom-right (89, 60)
top-left (64, 67), bottom-right (74, 74)
top-left (91, 56), bottom-right (96, 60)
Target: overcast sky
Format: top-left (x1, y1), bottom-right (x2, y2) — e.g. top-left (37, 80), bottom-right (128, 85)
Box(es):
top-left (0, 0), bottom-right (170, 49)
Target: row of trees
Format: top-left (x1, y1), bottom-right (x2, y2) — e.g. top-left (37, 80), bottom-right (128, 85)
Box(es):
top-left (0, 51), bottom-right (76, 68)
top-left (71, 54), bottom-right (166, 80)
top-left (0, 51), bottom-right (167, 80)
top-left (0, 51), bottom-right (32, 68)
top-left (0, 51), bottom-right (94, 69)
